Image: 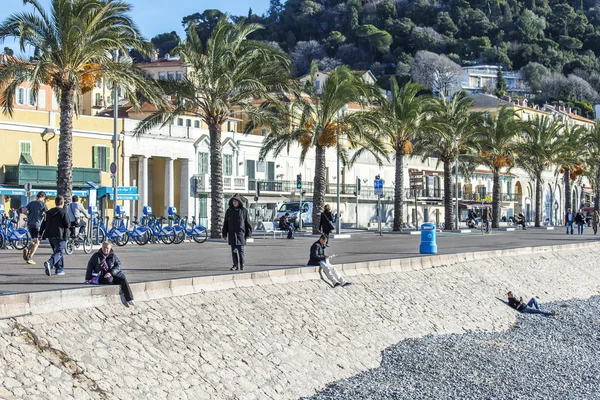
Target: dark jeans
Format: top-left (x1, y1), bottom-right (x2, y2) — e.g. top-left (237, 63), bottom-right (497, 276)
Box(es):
top-left (48, 239), bottom-right (66, 272)
top-left (99, 275), bottom-right (134, 301)
top-left (70, 220), bottom-right (87, 237)
top-left (230, 245), bottom-right (245, 267)
top-left (566, 221), bottom-right (573, 234)
top-left (521, 298), bottom-right (551, 316)
top-left (577, 222), bottom-right (584, 235)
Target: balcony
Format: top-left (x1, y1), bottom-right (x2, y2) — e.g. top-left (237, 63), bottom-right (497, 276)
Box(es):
top-left (193, 174), bottom-right (248, 193)
top-left (3, 164), bottom-right (101, 186)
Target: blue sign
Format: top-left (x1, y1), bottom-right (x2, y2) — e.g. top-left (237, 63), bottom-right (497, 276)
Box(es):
top-left (374, 179), bottom-right (384, 196)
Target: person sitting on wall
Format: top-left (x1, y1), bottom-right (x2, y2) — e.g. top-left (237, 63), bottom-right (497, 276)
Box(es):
top-left (85, 241), bottom-right (135, 306)
top-left (307, 234), bottom-right (351, 288)
top-left (279, 212), bottom-right (294, 239)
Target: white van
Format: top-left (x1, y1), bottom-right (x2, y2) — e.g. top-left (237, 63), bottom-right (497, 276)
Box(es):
top-left (275, 201), bottom-right (313, 228)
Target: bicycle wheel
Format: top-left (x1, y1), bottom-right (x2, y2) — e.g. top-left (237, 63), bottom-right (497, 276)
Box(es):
top-left (0, 233), bottom-right (5, 249)
top-left (113, 232), bottom-right (129, 247)
top-left (83, 237), bottom-right (93, 254)
top-left (173, 230), bottom-right (185, 244)
top-left (65, 240), bottom-right (74, 255)
top-left (92, 227), bottom-right (106, 245)
top-left (192, 229), bottom-right (208, 243)
top-left (160, 230), bottom-right (175, 244)
top-left (11, 237), bottom-right (29, 251)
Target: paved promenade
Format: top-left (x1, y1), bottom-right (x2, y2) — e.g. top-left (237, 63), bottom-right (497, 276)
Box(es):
top-left (1, 228), bottom-right (599, 295)
top-left (0, 243), bottom-right (599, 399)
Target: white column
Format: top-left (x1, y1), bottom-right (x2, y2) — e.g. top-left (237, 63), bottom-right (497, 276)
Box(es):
top-left (165, 157), bottom-right (175, 215)
top-left (180, 158), bottom-right (195, 217)
top-left (138, 156), bottom-right (148, 216)
top-left (122, 155), bottom-right (131, 216)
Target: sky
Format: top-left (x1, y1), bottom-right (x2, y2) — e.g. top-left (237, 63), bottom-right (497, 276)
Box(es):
top-left (1, 0), bottom-right (270, 45)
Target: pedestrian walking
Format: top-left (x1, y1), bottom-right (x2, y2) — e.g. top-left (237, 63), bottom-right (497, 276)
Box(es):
top-left (22, 191), bottom-right (47, 265)
top-left (593, 209), bottom-right (600, 235)
top-left (43, 195), bottom-right (70, 276)
top-left (85, 241), bottom-right (135, 305)
top-left (507, 291), bottom-right (555, 316)
top-left (575, 210), bottom-right (585, 235)
top-left (67, 195), bottom-right (89, 237)
top-left (222, 194), bottom-right (252, 271)
top-left (307, 234), bottom-right (351, 288)
top-left (565, 208), bottom-right (574, 235)
top-left (279, 212), bottom-right (295, 239)
top-left (319, 204), bottom-right (335, 246)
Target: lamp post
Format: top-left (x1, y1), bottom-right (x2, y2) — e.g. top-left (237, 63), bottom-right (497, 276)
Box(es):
top-left (336, 106), bottom-right (347, 235)
top-left (112, 49), bottom-right (119, 215)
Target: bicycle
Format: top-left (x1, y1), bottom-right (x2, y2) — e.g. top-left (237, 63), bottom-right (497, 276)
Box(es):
top-left (128, 216), bottom-right (151, 245)
top-left (172, 215), bottom-right (208, 244)
top-left (144, 215), bottom-right (176, 244)
top-left (65, 217), bottom-right (93, 255)
top-left (0, 212), bottom-right (31, 250)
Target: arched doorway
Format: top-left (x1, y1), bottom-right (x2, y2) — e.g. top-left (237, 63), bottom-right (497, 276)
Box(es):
top-left (572, 188), bottom-right (579, 211)
top-left (514, 181), bottom-right (523, 214)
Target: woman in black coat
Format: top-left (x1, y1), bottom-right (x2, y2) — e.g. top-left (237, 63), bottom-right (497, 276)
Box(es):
top-left (85, 241), bottom-right (134, 305)
top-left (222, 193), bottom-right (252, 271)
top-left (319, 204), bottom-right (335, 246)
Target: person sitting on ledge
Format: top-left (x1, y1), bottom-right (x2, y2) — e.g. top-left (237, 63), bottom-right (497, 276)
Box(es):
top-left (85, 241), bottom-right (135, 306)
top-left (507, 291), bottom-right (555, 316)
top-left (279, 212), bottom-right (295, 239)
top-left (307, 234), bottom-right (351, 288)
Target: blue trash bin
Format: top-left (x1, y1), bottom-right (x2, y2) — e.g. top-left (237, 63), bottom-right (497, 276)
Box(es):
top-left (419, 223), bottom-right (437, 254)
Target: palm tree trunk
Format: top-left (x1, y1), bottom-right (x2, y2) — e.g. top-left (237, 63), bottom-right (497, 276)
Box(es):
top-left (393, 152), bottom-right (404, 231)
top-left (595, 167), bottom-right (600, 211)
top-left (535, 175), bottom-right (542, 227)
top-left (312, 145), bottom-right (326, 235)
top-left (57, 86), bottom-right (75, 203)
top-left (492, 170), bottom-right (500, 228)
top-left (564, 169), bottom-right (571, 212)
top-left (443, 160), bottom-right (454, 230)
top-left (209, 123), bottom-right (224, 238)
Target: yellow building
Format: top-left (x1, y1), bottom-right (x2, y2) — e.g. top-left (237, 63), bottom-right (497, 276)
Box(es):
top-left (0, 108), bottom-right (127, 214)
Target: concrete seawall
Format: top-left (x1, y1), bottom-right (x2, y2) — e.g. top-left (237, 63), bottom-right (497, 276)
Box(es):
top-left (0, 243), bottom-right (599, 399)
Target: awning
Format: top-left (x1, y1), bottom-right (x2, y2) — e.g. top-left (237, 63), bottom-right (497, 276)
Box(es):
top-left (97, 186), bottom-right (139, 201)
top-left (0, 186), bottom-right (87, 197)
top-left (459, 203), bottom-right (510, 210)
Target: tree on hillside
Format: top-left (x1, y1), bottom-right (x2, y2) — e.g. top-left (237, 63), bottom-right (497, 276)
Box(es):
top-left (0, 0), bottom-right (159, 201)
top-left (151, 31), bottom-right (181, 58)
top-left (474, 106), bottom-right (524, 228)
top-left (410, 51), bottom-right (463, 96)
top-left (135, 19), bottom-right (295, 237)
top-left (517, 116), bottom-right (572, 227)
top-left (495, 68), bottom-right (508, 98)
top-left (539, 74), bottom-right (599, 104)
top-left (259, 64), bottom-right (388, 234)
top-left (414, 92), bottom-right (483, 230)
top-left (181, 9), bottom-right (225, 44)
top-left (520, 62), bottom-right (550, 93)
top-left (289, 40), bottom-right (326, 76)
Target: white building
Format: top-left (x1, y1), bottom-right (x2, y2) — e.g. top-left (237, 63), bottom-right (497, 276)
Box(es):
top-left (453, 65), bottom-right (530, 97)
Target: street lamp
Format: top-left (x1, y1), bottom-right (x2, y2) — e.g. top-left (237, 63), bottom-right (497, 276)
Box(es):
top-left (336, 105), bottom-right (348, 235)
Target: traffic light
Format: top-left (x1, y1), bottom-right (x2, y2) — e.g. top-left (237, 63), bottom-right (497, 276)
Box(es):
top-left (254, 181), bottom-right (261, 202)
top-left (354, 177), bottom-right (361, 196)
top-left (296, 174), bottom-right (302, 189)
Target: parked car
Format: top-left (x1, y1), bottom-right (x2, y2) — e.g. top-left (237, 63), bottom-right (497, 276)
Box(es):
top-left (275, 201), bottom-right (313, 228)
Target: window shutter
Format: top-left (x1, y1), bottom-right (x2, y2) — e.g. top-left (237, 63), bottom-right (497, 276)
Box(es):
top-left (38, 90), bottom-right (46, 108)
top-left (93, 146), bottom-right (99, 169)
top-left (105, 148), bottom-right (111, 172)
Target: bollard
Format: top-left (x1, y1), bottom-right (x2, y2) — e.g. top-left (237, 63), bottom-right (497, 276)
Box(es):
top-left (419, 223), bottom-right (437, 254)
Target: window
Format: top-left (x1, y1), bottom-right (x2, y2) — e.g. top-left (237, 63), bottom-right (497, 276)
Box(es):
top-left (194, 120), bottom-right (200, 128)
top-left (267, 162), bottom-right (275, 181)
top-left (92, 146), bottom-right (110, 172)
top-left (246, 160), bottom-right (256, 180)
top-left (223, 154), bottom-right (233, 176)
top-left (94, 93), bottom-right (103, 107)
top-left (177, 118), bottom-right (183, 126)
top-left (167, 72), bottom-right (174, 80)
top-left (198, 152), bottom-right (209, 174)
top-left (96, 79), bottom-right (102, 89)
top-left (186, 119), bottom-right (191, 127)
top-left (176, 72), bottom-right (183, 81)
top-left (19, 141), bottom-right (34, 164)
top-left (257, 161), bottom-right (265, 173)
top-left (28, 89), bottom-right (36, 106)
top-left (158, 72), bottom-right (166, 80)
top-left (16, 87), bottom-right (25, 105)
top-left (52, 93), bottom-right (58, 109)
top-left (260, 129), bottom-right (267, 136)
top-left (227, 121), bottom-right (231, 132)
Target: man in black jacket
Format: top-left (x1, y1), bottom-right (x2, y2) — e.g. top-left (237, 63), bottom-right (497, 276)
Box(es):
top-left (222, 194), bottom-right (252, 271)
top-left (85, 242), bottom-right (135, 305)
top-left (507, 291), bottom-right (554, 316)
top-left (279, 212), bottom-right (294, 239)
top-left (43, 195), bottom-right (70, 276)
top-left (307, 234), bottom-right (351, 288)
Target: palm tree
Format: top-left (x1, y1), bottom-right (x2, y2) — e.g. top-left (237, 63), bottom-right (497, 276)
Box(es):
top-left (135, 19), bottom-right (295, 238)
top-left (474, 106), bottom-right (524, 228)
top-left (414, 92), bottom-right (482, 230)
top-left (259, 64), bottom-right (387, 234)
top-left (376, 79), bottom-right (432, 231)
top-left (517, 116), bottom-right (572, 227)
top-left (583, 122), bottom-right (600, 211)
top-left (0, 0), bottom-right (157, 200)
top-left (560, 123), bottom-right (587, 213)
